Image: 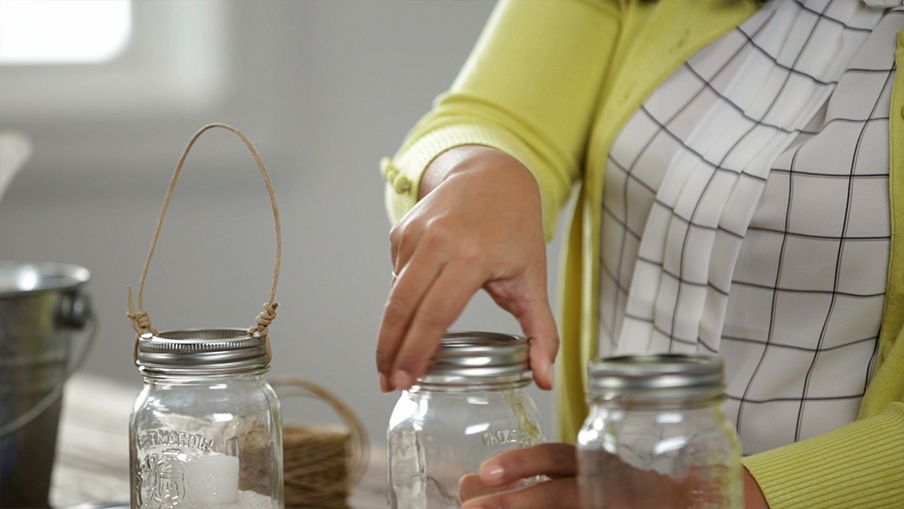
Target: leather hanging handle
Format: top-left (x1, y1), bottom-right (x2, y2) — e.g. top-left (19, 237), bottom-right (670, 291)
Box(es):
top-left (127, 123), bottom-right (282, 343)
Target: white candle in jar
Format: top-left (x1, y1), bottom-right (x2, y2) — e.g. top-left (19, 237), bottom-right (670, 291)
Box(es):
top-left (185, 454), bottom-right (239, 504)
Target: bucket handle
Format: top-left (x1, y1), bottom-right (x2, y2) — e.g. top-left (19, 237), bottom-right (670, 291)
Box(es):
top-left (126, 123), bottom-right (282, 354)
top-left (0, 293), bottom-right (98, 437)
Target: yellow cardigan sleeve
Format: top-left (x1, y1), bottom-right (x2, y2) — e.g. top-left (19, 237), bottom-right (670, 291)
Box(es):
top-left (741, 335), bottom-right (904, 508)
top-left (742, 404), bottom-right (904, 508)
top-left (381, 0), bottom-right (621, 239)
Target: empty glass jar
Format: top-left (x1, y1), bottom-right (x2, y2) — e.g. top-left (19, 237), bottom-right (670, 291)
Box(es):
top-left (577, 354), bottom-right (742, 509)
top-left (388, 332), bottom-right (545, 509)
top-left (130, 329), bottom-right (283, 509)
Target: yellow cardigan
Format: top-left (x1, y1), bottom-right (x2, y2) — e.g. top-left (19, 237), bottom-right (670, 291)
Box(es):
top-left (382, 1), bottom-right (904, 507)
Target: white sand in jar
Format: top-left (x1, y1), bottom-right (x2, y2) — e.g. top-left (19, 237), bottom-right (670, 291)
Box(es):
top-left (212, 489), bottom-right (273, 509)
top-left (180, 489), bottom-right (272, 509)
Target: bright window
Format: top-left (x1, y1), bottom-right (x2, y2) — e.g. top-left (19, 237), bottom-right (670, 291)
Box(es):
top-left (0, 0), bottom-right (131, 65)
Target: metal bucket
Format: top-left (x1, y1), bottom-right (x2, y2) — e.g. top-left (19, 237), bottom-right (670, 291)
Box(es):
top-left (0, 262), bottom-right (95, 509)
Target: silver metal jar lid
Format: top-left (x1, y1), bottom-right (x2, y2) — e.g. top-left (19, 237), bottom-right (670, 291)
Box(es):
top-left (587, 354), bottom-right (723, 401)
top-left (417, 331), bottom-right (531, 387)
top-left (136, 328), bottom-right (270, 376)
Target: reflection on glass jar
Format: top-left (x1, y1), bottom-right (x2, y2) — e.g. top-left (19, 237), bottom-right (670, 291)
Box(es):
top-left (129, 329), bottom-right (283, 509)
top-left (387, 332), bottom-right (545, 509)
top-left (577, 354), bottom-right (742, 509)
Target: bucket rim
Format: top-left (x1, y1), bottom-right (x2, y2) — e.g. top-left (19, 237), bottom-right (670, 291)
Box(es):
top-left (0, 261), bottom-right (90, 298)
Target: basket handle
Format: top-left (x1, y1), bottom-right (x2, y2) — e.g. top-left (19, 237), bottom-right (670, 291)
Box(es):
top-left (270, 377), bottom-right (371, 487)
top-left (127, 123), bottom-right (282, 341)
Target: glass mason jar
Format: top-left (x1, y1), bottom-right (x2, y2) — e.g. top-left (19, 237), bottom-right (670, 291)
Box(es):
top-left (388, 332), bottom-right (545, 509)
top-left (577, 354), bottom-right (742, 509)
top-left (130, 329), bottom-right (283, 509)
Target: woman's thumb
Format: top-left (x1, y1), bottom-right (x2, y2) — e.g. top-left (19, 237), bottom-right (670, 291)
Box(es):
top-left (514, 293), bottom-right (559, 390)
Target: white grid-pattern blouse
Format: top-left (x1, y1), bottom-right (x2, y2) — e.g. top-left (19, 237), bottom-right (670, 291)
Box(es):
top-left (598, 0), bottom-right (901, 454)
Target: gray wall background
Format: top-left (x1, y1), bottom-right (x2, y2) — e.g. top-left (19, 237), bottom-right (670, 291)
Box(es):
top-left (0, 1), bottom-right (571, 444)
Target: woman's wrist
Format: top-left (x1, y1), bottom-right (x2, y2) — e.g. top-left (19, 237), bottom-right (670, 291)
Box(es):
top-left (418, 145), bottom-right (533, 199)
top-left (743, 466), bottom-right (769, 509)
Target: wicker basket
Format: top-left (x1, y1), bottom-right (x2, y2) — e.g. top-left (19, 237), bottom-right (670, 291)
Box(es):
top-left (271, 377), bottom-right (369, 509)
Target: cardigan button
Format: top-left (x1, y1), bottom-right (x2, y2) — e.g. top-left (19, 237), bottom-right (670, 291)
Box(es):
top-left (380, 157), bottom-right (397, 181)
top-left (393, 175), bottom-right (412, 194)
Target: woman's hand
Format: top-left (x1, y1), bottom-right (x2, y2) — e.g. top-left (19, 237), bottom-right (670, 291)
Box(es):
top-left (460, 443), bottom-right (579, 509)
top-left (376, 145), bottom-right (558, 392)
top-left (458, 443), bottom-right (770, 509)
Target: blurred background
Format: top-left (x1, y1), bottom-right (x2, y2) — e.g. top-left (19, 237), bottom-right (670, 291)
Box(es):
top-left (0, 0), bottom-right (572, 448)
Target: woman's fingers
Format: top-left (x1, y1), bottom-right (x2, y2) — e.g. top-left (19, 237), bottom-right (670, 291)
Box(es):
top-left (460, 478), bottom-right (580, 509)
top-left (516, 290), bottom-right (559, 390)
top-left (459, 474), bottom-right (496, 501)
top-left (389, 218), bottom-right (420, 276)
top-left (479, 444), bottom-right (577, 487)
top-left (390, 260), bottom-right (486, 389)
top-left (376, 245), bottom-right (447, 392)
top-left (487, 269), bottom-right (559, 390)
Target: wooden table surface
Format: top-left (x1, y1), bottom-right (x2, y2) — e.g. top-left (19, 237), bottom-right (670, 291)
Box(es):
top-left (50, 375), bottom-right (387, 508)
